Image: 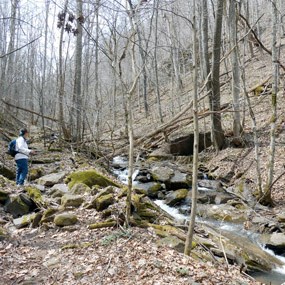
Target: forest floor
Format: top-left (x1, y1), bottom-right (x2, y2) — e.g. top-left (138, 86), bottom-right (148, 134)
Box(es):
top-left (2, 31), bottom-right (285, 285)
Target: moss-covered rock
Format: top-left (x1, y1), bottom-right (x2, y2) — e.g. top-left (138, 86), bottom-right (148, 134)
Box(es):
top-left (65, 169), bottom-right (120, 189)
top-left (165, 189), bottom-right (188, 206)
top-left (70, 182), bottom-right (91, 195)
top-left (88, 220), bottom-right (116, 229)
top-left (147, 183), bottom-right (163, 198)
top-left (41, 208), bottom-right (59, 223)
top-left (61, 194), bottom-right (84, 208)
top-left (54, 213), bottom-right (78, 226)
top-left (13, 213), bottom-right (36, 229)
top-left (26, 186), bottom-right (43, 205)
top-left (95, 194), bottom-right (115, 211)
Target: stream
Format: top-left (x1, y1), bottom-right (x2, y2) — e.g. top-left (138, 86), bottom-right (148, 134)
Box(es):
top-left (111, 156), bottom-right (285, 285)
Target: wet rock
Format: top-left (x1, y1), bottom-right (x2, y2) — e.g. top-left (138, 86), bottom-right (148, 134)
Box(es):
top-left (197, 204), bottom-right (249, 222)
top-left (54, 213), bottom-right (78, 226)
top-left (261, 233), bottom-right (285, 256)
top-left (169, 171), bottom-right (191, 190)
top-left (37, 171), bottom-right (67, 187)
top-left (61, 194), bottom-right (84, 208)
top-left (165, 189), bottom-right (188, 206)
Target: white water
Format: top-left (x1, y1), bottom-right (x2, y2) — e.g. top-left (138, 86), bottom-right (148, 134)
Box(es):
top-left (154, 199), bottom-right (188, 222)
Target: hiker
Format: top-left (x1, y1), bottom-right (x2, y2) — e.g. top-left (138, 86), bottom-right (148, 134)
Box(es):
top-left (15, 128), bottom-right (36, 187)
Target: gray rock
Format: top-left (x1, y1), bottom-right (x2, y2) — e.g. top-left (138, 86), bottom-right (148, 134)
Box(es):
top-left (61, 194), bottom-right (84, 208)
top-left (4, 194), bottom-right (36, 218)
top-left (169, 171), bottom-right (191, 190)
top-left (37, 172), bottom-right (67, 187)
top-left (151, 166), bottom-right (174, 183)
top-left (13, 213), bottom-right (36, 229)
top-left (277, 213), bottom-right (285, 223)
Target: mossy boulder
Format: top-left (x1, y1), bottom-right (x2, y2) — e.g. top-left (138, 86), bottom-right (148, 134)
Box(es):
top-left (165, 189), bottom-right (188, 206)
top-left (65, 169), bottom-right (120, 189)
top-left (41, 208), bottom-right (59, 223)
top-left (147, 183), bottom-right (163, 198)
top-left (150, 166), bottom-right (174, 183)
top-left (61, 194), bottom-right (84, 208)
top-left (26, 186), bottom-right (43, 205)
top-left (70, 182), bottom-right (91, 195)
top-left (0, 175), bottom-right (10, 187)
top-left (0, 190), bottom-right (9, 205)
top-left (94, 194), bottom-right (115, 211)
top-left (54, 213), bottom-right (78, 226)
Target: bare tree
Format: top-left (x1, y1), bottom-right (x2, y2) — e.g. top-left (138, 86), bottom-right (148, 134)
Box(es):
top-left (184, 0), bottom-right (198, 256)
top-left (261, 0), bottom-right (279, 206)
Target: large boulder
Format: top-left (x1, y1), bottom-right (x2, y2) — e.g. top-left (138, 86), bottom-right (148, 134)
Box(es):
top-left (150, 166), bottom-right (174, 184)
top-left (169, 132), bottom-right (211, 155)
top-left (65, 169), bottom-right (120, 189)
top-left (4, 194), bottom-right (37, 218)
top-left (37, 172), bottom-right (67, 187)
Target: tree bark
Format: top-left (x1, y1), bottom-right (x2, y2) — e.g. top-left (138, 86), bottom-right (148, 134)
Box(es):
top-left (210, 0), bottom-right (226, 150)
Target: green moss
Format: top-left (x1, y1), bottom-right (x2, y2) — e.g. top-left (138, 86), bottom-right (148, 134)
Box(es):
top-left (65, 169), bottom-right (120, 189)
top-left (41, 208), bottom-right (58, 223)
top-left (26, 186), bottom-right (43, 204)
top-left (88, 220), bottom-right (116, 229)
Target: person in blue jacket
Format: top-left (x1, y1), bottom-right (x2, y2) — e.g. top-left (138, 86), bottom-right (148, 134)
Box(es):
top-left (15, 128), bottom-right (36, 187)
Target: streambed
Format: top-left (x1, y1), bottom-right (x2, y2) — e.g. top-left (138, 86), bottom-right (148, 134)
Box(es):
top-left (111, 156), bottom-right (285, 285)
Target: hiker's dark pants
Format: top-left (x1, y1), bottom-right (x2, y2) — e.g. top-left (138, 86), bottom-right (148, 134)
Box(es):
top-left (16, 158), bottom-right (28, 185)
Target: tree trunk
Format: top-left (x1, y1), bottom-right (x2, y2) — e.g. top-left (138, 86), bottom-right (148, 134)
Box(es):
top-left (229, 0), bottom-right (242, 137)
top-left (210, 0), bottom-right (226, 150)
top-left (73, 0), bottom-right (83, 143)
top-left (261, 0), bottom-right (279, 206)
top-left (185, 0), bottom-right (198, 256)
